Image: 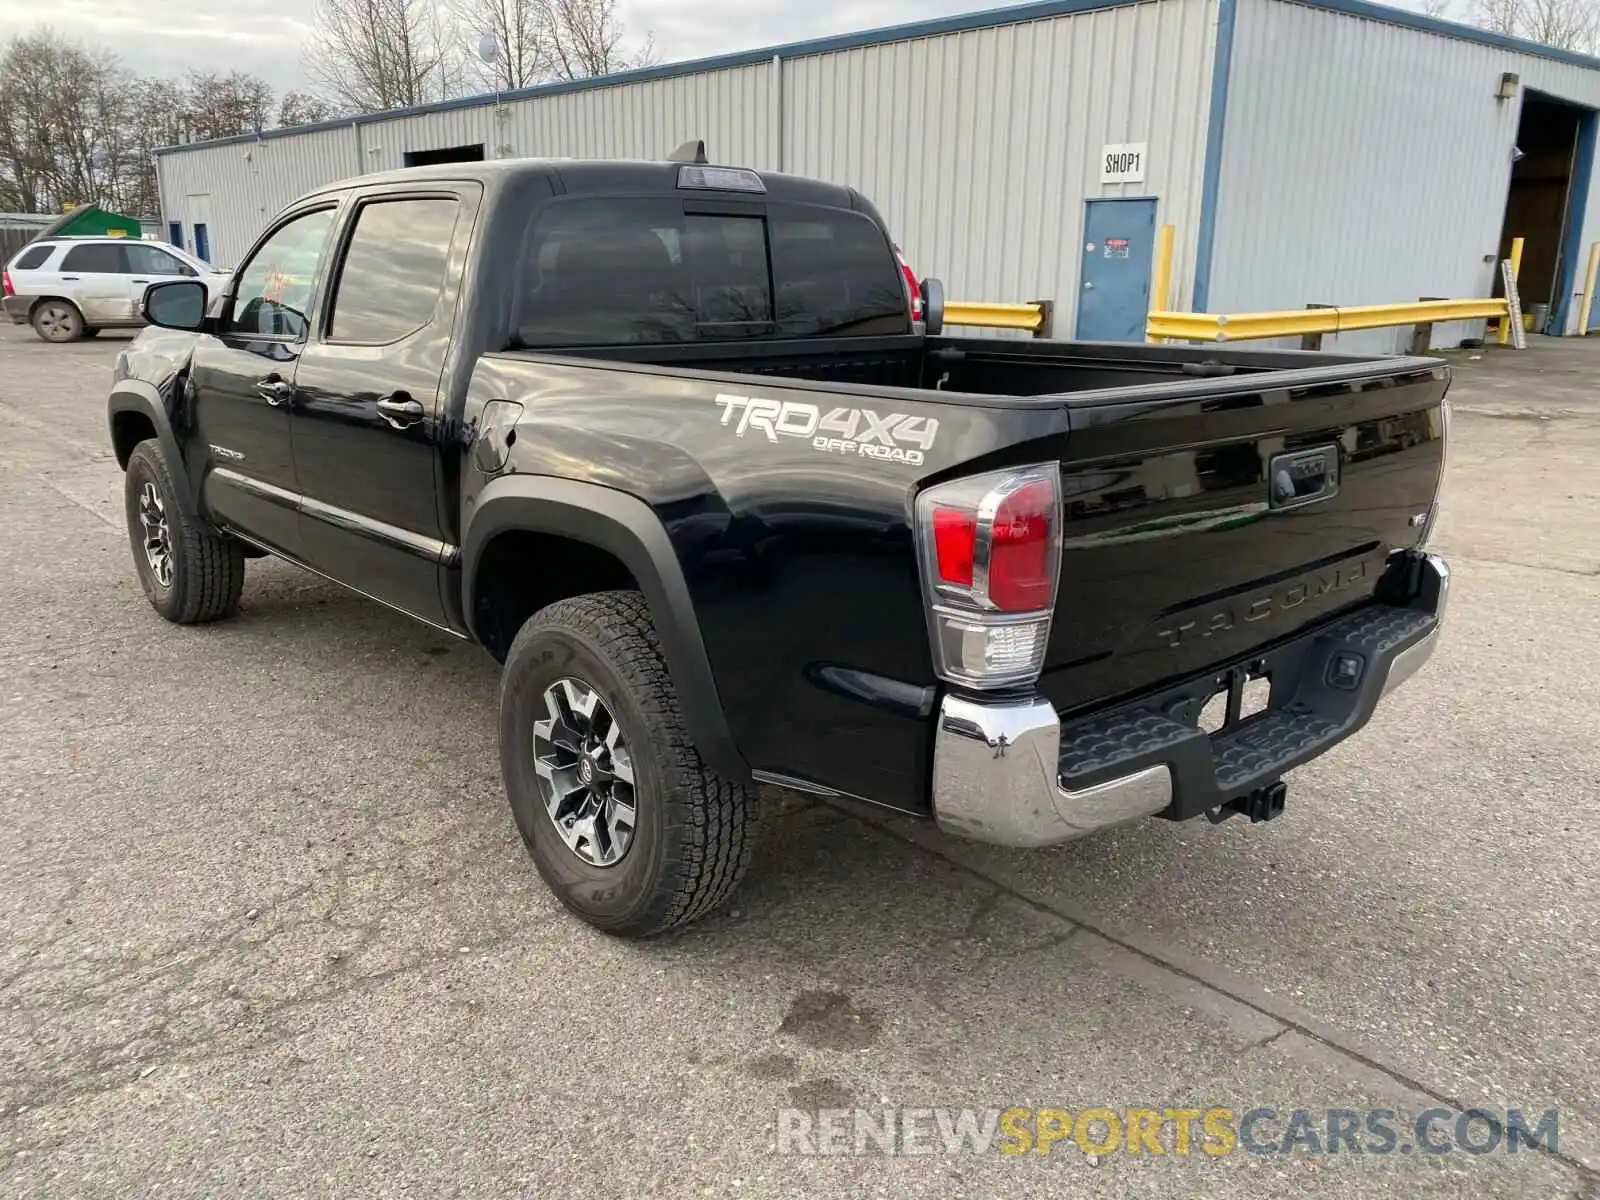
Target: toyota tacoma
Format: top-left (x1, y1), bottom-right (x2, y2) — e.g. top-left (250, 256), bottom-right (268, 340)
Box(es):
top-left (106, 148), bottom-right (1450, 936)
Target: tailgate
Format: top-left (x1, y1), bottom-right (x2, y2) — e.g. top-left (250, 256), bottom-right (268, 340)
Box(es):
top-left (1037, 364), bottom-right (1448, 716)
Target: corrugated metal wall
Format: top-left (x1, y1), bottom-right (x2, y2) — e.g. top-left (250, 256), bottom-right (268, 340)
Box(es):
top-left (1213, 0), bottom-right (1600, 350)
top-left (784, 0), bottom-right (1219, 318)
top-left (157, 0), bottom-right (1220, 322)
top-left (157, 125), bottom-right (359, 267)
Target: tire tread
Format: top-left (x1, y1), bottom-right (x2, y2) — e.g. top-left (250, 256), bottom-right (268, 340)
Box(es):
top-left (127, 439), bottom-right (244, 624)
top-left (508, 590), bottom-right (756, 935)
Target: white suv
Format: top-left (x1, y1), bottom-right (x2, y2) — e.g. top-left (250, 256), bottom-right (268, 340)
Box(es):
top-left (3, 237), bottom-right (231, 343)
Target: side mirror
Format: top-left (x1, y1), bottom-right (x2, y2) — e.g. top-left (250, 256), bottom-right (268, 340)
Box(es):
top-left (142, 279), bottom-right (208, 331)
top-left (920, 277), bottom-right (945, 336)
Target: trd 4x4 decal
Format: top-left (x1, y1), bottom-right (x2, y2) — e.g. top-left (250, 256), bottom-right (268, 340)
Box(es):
top-left (713, 393), bottom-right (939, 466)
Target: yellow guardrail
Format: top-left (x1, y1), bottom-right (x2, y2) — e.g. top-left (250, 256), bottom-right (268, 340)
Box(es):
top-left (944, 300), bottom-right (1053, 337)
top-left (1146, 297), bottom-right (1511, 344)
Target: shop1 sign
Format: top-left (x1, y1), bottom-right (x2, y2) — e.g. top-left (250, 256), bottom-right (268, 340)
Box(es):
top-left (1100, 143), bottom-right (1147, 184)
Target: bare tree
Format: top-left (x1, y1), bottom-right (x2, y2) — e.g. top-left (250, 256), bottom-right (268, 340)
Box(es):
top-left (183, 71), bottom-right (275, 140)
top-left (456, 0), bottom-right (657, 92)
top-left (0, 30), bottom-right (130, 213)
top-left (1522, 0), bottom-right (1600, 49)
top-left (305, 0), bottom-right (466, 113)
top-left (546, 0), bottom-right (658, 80)
top-left (1473, 0), bottom-right (1598, 49)
top-left (462, 0), bottom-right (552, 90)
top-left (278, 90), bottom-right (338, 128)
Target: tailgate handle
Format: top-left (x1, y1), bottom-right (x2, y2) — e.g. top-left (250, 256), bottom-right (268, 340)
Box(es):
top-left (1268, 445), bottom-right (1340, 509)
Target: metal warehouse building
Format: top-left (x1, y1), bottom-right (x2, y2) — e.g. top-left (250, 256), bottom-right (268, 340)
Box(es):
top-left (155, 0), bottom-right (1600, 350)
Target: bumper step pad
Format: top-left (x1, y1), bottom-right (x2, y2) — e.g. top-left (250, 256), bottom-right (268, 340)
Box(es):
top-left (1056, 603), bottom-right (1438, 821)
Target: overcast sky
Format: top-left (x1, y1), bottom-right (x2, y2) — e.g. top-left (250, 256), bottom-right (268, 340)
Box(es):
top-left (0, 0), bottom-right (1067, 93)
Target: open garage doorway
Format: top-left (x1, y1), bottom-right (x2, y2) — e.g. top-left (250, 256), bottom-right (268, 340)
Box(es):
top-left (403, 143), bottom-right (486, 168)
top-left (1496, 92), bottom-right (1597, 335)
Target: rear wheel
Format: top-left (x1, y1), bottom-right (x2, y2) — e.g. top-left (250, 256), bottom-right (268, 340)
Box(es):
top-left (499, 590), bottom-right (757, 937)
top-left (31, 299), bottom-right (83, 343)
top-left (123, 439), bottom-right (245, 624)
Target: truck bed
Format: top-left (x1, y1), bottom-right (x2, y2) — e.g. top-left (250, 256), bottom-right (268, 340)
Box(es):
top-left (528, 334), bottom-right (1422, 401)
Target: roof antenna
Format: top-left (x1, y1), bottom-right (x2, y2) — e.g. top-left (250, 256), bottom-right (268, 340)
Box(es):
top-left (668, 139), bottom-right (708, 164)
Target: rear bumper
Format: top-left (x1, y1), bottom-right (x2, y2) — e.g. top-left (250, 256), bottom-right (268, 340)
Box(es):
top-left (3, 295), bottom-right (30, 324)
top-left (931, 553), bottom-right (1449, 848)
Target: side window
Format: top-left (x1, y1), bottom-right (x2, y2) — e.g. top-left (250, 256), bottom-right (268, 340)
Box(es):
top-left (126, 244), bottom-right (196, 278)
top-left (225, 208), bottom-right (337, 339)
top-left (61, 243), bottom-right (125, 274)
top-left (327, 198), bottom-right (459, 343)
top-left (11, 244), bottom-right (53, 271)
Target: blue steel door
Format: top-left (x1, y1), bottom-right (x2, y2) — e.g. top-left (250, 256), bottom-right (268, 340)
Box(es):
top-left (1076, 198), bottom-right (1158, 342)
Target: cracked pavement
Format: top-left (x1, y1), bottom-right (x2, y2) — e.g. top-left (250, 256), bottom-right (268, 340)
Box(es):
top-left (1, 323), bottom-right (1597, 1198)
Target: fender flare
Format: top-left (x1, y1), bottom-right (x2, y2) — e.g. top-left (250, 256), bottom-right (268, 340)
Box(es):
top-left (462, 475), bottom-right (749, 782)
top-left (107, 380), bottom-right (199, 517)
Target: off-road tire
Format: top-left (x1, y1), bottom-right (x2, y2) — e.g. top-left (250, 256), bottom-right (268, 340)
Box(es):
top-left (124, 439), bottom-right (245, 624)
top-left (499, 590), bottom-right (757, 937)
top-left (31, 299), bottom-right (83, 343)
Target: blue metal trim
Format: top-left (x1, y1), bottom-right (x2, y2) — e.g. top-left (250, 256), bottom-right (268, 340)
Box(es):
top-left (1554, 105), bottom-right (1599, 333)
top-left (1192, 0), bottom-right (1238, 312)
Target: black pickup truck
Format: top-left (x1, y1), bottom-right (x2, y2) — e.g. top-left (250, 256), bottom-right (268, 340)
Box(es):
top-left (107, 151), bottom-right (1450, 936)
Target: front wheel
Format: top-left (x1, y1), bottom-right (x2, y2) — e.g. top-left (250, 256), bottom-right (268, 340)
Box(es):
top-left (499, 591), bottom-right (758, 937)
top-left (123, 439), bottom-right (245, 624)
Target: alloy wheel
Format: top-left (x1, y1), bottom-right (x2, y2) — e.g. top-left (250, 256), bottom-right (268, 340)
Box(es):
top-left (532, 678), bottom-right (637, 867)
top-left (137, 481), bottom-right (173, 588)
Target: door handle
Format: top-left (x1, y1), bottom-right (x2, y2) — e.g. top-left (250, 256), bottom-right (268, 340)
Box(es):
top-left (255, 377), bottom-right (292, 406)
top-left (131, 279), bottom-right (149, 284)
top-left (376, 394), bottom-right (426, 430)
top-left (61, 276), bottom-right (79, 281)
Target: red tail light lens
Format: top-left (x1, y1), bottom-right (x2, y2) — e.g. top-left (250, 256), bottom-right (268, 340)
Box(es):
top-left (932, 507), bottom-right (976, 587)
top-left (895, 248), bottom-right (923, 321)
top-left (1, 270), bottom-right (12, 298)
top-left (988, 479), bottom-right (1055, 611)
top-left (915, 464), bottom-right (1062, 688)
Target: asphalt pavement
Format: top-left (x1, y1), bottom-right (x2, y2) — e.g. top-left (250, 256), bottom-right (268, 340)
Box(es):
top-left (1, 322), bottom-right (1596, 1199)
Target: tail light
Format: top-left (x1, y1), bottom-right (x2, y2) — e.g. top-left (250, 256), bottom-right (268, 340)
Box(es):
top-left (2, 270), bottom-right (12, 298)
top-left (895, 248), bottom-right (923, 322)
top-left (915, 463), bottom-right (1062, 688)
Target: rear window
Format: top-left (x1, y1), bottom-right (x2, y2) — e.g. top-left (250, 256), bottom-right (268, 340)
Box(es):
top-left (10, 244), bottom-right (53, 271)
top-left (513, 198), bottom-right (910, 347)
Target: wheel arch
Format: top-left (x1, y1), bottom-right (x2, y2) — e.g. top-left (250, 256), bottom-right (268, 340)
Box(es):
top-left (108, 381), bottom-right (198, 516)
top-left (28, 294), bottom-right (82, 318)
top-left (463, 475), bottom-right (749, 782)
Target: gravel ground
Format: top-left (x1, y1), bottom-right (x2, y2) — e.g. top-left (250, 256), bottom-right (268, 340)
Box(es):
top-left (1, 322), bottom-right (1596, 1199)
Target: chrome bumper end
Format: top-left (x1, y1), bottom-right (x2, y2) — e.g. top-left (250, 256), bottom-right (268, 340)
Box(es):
top-left (1381, 554), bottom-right (1449, 697)
top-left (931, 695), bottom-right (1172, 848)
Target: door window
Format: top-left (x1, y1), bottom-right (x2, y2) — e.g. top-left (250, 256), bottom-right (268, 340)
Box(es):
top-left (60, 243), bottom-right (124, 274)
top-left (126, 243), bottom-right (197, 277)
top-left (225, 207), bottom-right (337, 339)
top-left (326, 198), bottom-right (459, 343)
